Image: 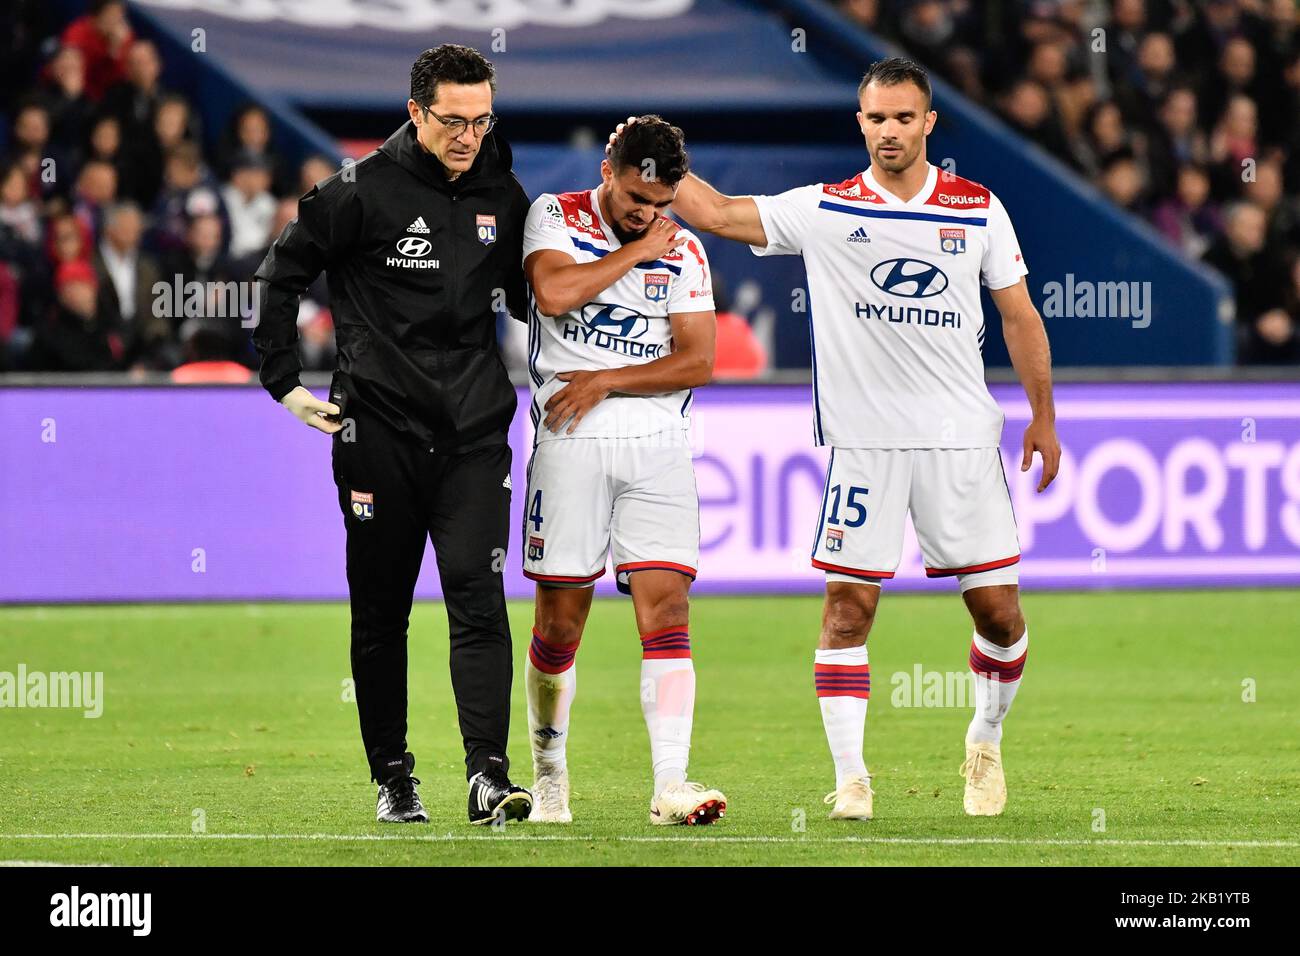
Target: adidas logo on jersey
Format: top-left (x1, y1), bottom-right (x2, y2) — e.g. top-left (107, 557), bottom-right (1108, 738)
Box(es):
top-left (407, 216), bottom-right (430, 234)
top-left (846, 227), bottom-right (872, 243)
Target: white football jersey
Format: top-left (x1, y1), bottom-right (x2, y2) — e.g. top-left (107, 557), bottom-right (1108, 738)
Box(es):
top-left (751, 162), bottom-right (1027, 448)
top-left (523, 186), bottom-right (715, 443)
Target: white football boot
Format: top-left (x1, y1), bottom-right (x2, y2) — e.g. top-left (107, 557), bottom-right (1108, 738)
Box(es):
top-left (960, 741), bottom-right (1007, 816)
top-left (529, 762), bottom-right (572, 823)
top-left (824, 774), bottom-right (874, 820)
top-left (649, 781), bottom-right (727, 826)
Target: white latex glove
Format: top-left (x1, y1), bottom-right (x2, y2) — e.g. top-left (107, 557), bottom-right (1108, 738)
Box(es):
top-left (281, 385), bottom-right (343, 434)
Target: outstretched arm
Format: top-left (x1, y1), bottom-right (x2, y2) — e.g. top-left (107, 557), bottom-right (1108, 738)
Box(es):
top-left (607, 119), bottom-right (767, 247)
top-left (669, 174), bottom-right (768, 248)
top-left (991, 279), bottom-right (1060, 492)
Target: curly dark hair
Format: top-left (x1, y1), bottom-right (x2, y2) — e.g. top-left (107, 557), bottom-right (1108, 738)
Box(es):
top-left (409, 44), bottom-right (497, 108)
top-left (858, 56), bottom-right (932, 111)
top-left (608, 114), bottom-right (690, 187)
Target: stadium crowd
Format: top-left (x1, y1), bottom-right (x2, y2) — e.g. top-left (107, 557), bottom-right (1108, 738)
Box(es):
top-left (0, 0), bottom-right (335, 378)
top-left (839, 0), bottom-right (1300, 363)
top-left (1, 1), bottom-right (1297, 372)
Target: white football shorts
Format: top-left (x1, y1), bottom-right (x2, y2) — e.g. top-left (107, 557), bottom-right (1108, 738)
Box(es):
top-left (811, 447), bottom-right (1021, 592)
top-left (522, 435), bottom-right (699, 594)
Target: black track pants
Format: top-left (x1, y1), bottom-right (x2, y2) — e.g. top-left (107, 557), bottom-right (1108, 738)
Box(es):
top-left (332, 405), bottom-right (513, 782)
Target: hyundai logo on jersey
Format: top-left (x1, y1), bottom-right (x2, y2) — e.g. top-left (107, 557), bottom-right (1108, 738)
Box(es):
top-left (581, 303), bottom-right (649, 339)
top-left (396, 236), bottom-right (431, 257)
top-left (644, 273), bottom-right (670, 301)
top-left (870, 258), bottom-right (950, 298)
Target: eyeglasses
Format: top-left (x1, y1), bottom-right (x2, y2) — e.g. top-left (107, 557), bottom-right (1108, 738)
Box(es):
top-left (420, 106), bottom-right (497, 138)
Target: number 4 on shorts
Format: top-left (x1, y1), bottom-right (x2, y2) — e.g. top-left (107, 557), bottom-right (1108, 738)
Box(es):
top-left (529, 490), bottom-right (544, 531)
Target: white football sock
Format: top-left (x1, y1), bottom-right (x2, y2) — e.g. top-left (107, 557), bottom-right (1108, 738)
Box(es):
top-left (640, 626), bottom-right (695, 797)
top-left (967, 628), bottom-right (1028, 745)
top-left (815, 645), bottom-right (870, 788)
top-left (526, 628), bottom-right (577, 768)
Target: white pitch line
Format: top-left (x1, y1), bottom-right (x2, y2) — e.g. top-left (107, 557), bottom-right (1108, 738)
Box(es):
top-left (1, 833), bottom-right (1296, 849)
top-left (0, 860), bottom-right (111, 867)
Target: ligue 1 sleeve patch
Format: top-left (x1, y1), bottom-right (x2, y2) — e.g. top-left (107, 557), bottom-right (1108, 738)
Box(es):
top-left (476, 214), bottom-right (497, 245)
top-left (350, 490), bottom-right (374, 521)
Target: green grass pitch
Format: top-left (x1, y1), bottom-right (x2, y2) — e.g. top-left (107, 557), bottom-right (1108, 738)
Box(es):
top-left (1, 590), bottom-right (1297, 866)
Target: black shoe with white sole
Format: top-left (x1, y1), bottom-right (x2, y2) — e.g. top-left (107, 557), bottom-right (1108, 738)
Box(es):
top-left (376, 752), bottom-right (429, 823)
top-left (467, 770), bottom-right (532, 825)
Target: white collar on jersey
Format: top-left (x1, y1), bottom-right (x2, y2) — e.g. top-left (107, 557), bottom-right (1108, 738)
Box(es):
top-left (588, 183), bottom-right (618, 246)
top-left (862, 162), bottom-right (938, 206)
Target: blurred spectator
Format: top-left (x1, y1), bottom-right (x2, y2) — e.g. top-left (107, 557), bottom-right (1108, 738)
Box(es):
top-left (104, 41), bottom-right (170, 205)
top-left (1245, 307), bottom-right (1300, 364)
top-left (1098, 148), bottom-right (1147, 212)
top-left (999, 79), bottom-right (1074, 163)
top-left (898, 0), bottom-right (958, 64)
top-left (170, 317), bottom-right (254, 383)
top-left (1208, 94), bottom-right (1258, 196)
top-left (297, 154), bottom-right (337, 197)
top-left (1204, 202), bottom-right (1290, 361)
top-left (1244, 158), bottom-right (1300, 250)
top-left (837, 0), bottom-right (881, 31)
top-left (38, 45), bottom-right (95, 157)
top-left (154, 93), bottom-right (198, 155)
top-left (46, 212), bottom-right (92, 268)
top-left (85, 112), bottom-right (148, 202)
top-left (1, 163), bottom-right (42, 246)
top-left (60, 0), bottom-right (133, 102)
top-left (150, 142), bottom-right (224, 255)
top-left (29, 260), bottom-right (121, 371)
top-left (1113, 32), bottom-right (1180, 127)
top-left (1147, 86), bottom-right (1210, 192)
top-left (221, 151), bottom-right (276, 260)
top-left (72, 158), bottom-right (118, 237)
top-left (94, 201), bottom-right (171, 368)
top-left (4, 101), bottom-right (62, 201)
top-left (219, 103), bottom-right (287, 193)
top-left (161, 213), bottom-right (235, 308)
top-left (1151, 163), bottom-right (1221, 259)
top-left (103, 39), bottom-right (165, 141)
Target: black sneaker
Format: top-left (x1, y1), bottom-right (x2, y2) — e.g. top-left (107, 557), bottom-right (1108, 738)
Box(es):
top-left (376, 752), bottom-right (429, 823)
top-left (468, 769), bottom-right (532, 825)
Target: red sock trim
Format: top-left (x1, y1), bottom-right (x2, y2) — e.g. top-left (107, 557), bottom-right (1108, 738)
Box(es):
top-left (814, 662), bottom-right (871, 699)
top-left (529, 627), bottom-right (579, 675)
top-left (640, 626), bottom-right (691, 660)
top-left (969, 643), bottom-right (1026, 682)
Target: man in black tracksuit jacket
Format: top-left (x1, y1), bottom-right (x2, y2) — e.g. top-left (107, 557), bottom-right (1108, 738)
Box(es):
top-left (253, 45), bottom-right (532, 825)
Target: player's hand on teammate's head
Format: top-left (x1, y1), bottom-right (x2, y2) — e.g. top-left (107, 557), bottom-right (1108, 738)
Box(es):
top-left (605, 115), bottom-right (639, 156)
top-left (281, 385), bottom-right (344, 435)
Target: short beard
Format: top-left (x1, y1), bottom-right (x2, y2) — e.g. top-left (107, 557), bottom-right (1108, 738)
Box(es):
top-left (872, 143), bottom-right (918, 173)
top-left (609, 217), bottom-right (649, 246)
